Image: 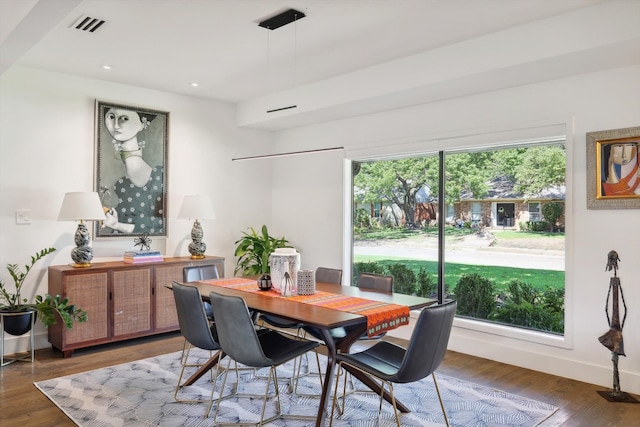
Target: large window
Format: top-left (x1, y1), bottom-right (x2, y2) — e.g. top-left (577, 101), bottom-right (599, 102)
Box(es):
top-left (352, 143), bottom-right (566, 335)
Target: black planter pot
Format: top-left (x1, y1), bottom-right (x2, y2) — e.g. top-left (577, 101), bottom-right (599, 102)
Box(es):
top-left (1, 310), bottom-right (36, 336)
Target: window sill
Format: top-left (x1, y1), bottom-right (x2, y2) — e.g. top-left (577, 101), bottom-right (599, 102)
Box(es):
top-left (452, 316), bottom-right (570, 349)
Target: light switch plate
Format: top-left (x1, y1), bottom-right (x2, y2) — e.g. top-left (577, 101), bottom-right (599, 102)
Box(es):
top-left (16, 209), bottom-right (32, 225)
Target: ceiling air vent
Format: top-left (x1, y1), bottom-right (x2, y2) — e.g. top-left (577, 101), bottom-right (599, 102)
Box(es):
top-left (71, 15), bottom-right (106, 33)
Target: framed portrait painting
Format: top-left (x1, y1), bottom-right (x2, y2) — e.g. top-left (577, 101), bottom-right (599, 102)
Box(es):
top-left (94, 100), bottom-right (169, 238)
top-left (586, 126), bottom-right (640, 209)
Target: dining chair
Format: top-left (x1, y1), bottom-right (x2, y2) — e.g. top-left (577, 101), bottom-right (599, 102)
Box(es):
top-left (329, 300), bottom-right (457, 427)
top-left (183, 264), bottom-right (219, 321)
top-left (172, 282), bottom-right (235, 418)
top-left (315, 266), bottom-right (343, 285)
top-left (209, 290), bottom-right (320, 426)
top-left (356, 272), bottom-right (393, 293)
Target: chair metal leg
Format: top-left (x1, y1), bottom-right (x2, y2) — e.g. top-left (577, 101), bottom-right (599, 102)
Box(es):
top-left (383, 381), bottom-right (400, 427)
top-left (290, 347), bottom-right (324, 394)
top-left (330, 363), bottom-right (402, 427)
top-left (432, 373), bottom-right (450, 427)
top-left (214, 365), bottom-right (283, 426)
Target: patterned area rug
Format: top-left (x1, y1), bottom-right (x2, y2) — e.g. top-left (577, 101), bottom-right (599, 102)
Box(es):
top-left (35, 348), bottom-right (557, 426)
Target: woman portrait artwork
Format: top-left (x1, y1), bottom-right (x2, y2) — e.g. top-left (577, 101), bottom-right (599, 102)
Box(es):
top-left (599, 138), bottom-right (640, 199)
top-left (94, 101), bottom-right (168, 238)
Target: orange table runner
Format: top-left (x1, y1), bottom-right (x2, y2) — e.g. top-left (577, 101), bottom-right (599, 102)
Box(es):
top-left (200, 278), bottom-right (410, 337)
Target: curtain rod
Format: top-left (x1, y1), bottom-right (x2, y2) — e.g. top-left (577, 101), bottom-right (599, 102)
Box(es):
top-left (232, 146), bottom-right (344, 161)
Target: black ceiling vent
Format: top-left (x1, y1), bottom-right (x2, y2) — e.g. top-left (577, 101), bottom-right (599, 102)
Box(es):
top-left (71, 15), bottom-right (106, 33)
top-left (258, 8), bottom-right (305, 30)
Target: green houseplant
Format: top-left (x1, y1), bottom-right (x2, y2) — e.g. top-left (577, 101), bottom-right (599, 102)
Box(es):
top-left (0, 247), bottom-right (87, 335)
top-left (234, 225), bottom-right (290, 276)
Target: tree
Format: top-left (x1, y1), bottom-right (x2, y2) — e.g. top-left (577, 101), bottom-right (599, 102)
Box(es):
top-left (513, 145), bottom-right (566, 195)
top-left (444, 152), bottom-right (493, 202)
top-left (542, 202), bottom-right (564, 232)
top-left (354, 158), bottom-right (438, 228)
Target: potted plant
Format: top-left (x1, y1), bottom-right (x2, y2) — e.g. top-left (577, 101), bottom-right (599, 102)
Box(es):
top-left (0, 247), bottom-right (87, 336)
top-left (234, 225), bottom-right (290, 290)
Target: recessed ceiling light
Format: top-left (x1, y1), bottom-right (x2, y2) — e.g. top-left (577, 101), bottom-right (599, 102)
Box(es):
top-left (191, 82), bottom-right (199, 87)
top-left (102, 65), bottom-right (111, 70)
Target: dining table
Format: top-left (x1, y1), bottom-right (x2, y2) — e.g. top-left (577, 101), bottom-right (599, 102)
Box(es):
top-left (181, 278), bottom-right (436, 427)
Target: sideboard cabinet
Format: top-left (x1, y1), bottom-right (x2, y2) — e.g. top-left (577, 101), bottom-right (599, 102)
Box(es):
top-left (48, 256), bottom-right (224, 357)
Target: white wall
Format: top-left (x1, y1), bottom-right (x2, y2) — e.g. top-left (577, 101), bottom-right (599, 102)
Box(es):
top-left (269, 65), bottom-right (640, 394)
top-left (0, 66), bottom-right (272, 354)
top-left (269, 150), bottom-right (345, 271)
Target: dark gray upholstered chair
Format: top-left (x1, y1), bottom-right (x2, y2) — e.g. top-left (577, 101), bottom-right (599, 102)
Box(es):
top-left (172, 282), bottom-right (232, 418)
top-left (330, 300), bottom-right (457, 427)
top-left (356, 272), bottom-right (393, 292)
top-left (183, 264), bottom-right (219, 321)
top-left (183, 264), bottom-right (220, 282)
top-left (315, 266), bottom-right (343, 285)
top-left (209, 290), bottom-right (319, 426)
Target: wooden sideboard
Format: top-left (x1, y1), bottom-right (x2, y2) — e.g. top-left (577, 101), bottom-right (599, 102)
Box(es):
top-left (48, 256), bottom-right (224, 357)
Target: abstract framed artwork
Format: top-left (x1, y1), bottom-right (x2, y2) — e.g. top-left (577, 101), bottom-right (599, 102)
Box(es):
top-left (94, 100), bottom-right (169, 238)
top-left (586, 126), bottom-right (640, 209)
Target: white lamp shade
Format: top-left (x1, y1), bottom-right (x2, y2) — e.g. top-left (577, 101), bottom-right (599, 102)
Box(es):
top-left (177, 195), bottom-right (216, 220)
top-left (58, 192), bottom-right (106, 221)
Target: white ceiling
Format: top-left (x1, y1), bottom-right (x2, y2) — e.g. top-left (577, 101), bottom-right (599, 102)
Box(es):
top-left (1, 0), bottom-right (627, 130)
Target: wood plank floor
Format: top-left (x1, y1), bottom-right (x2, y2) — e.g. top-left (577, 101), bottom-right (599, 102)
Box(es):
top-left (1, 332), bottom-right (638, 426)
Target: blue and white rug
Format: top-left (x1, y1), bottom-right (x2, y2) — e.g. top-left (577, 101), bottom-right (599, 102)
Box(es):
top-left (35, 348), bottom-right (557, 426)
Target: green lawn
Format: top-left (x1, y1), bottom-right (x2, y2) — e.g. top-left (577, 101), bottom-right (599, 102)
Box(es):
top-left (353, 254), bottom-right (565, 292)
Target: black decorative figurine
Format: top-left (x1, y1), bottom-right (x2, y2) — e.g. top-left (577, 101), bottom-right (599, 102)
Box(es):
top-left (597, 250), bottom-right (638, 403)
top-left (134, 233), bottom-right (152, 252)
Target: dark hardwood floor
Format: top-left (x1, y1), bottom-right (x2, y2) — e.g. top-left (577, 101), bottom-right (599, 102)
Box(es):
top-left (1, 332), bottom-right (638, 426)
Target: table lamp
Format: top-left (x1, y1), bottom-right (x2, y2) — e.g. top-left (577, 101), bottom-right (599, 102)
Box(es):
top-left (58, 192), bottom-right (106, 267)
top-left (177, 195), bottom-right (216, 259)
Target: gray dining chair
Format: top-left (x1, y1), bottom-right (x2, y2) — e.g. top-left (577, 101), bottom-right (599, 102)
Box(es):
top-left (329, 300), bottom-right (457, 427)
top-left (356, 272), bottom-right (393, 293)
top-left (172, 282), bottom-right (235, 418)
top-left (315, 266), bottom-right (343, 285)
top-left (183, 264), bottom-right (219, 321)
top-left (209, 290), bottom-right (320, 426)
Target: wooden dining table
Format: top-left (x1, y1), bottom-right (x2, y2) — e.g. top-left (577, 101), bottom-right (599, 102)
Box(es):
top-left (181, 279), bottom-right (436, 427)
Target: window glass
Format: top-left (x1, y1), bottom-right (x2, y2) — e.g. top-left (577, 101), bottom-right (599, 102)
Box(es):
top-left (352, 143), bottom-right (566, 335)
